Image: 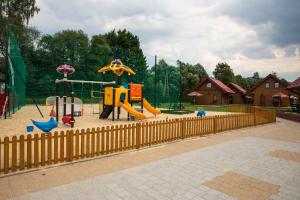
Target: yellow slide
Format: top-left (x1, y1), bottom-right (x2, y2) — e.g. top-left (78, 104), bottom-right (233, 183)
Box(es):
top-left (118, 101), bottom-right (146, 120)
top-left (143, 98), bottom-right (161, 116)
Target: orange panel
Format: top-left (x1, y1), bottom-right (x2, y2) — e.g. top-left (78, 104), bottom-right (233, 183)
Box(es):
top-left (130, 84), bottom-right (142, 102)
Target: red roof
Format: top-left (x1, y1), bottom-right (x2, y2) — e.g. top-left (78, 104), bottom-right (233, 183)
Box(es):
top-left (287, 77), bottom-right (300, 89)
top-left (272, 92), bottom-right (288, 98)
top-left (208, 77), bottom-right (235, 94)
top-left (228, 82), bottom-right (247, 94)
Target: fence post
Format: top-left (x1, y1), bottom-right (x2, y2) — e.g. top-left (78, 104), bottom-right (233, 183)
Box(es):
top-left (213, 116), bottom-right (217, 133)
top-left (66, 130), bottom-right (70, 161)
top-left (181, 118), bottom-right (186, 139)
top-left (136, 123), bottom-right (141, 149)
top-left (254, 112), bottom-right (257, 126)
top-left (4, 137), bottom-right (9, 174)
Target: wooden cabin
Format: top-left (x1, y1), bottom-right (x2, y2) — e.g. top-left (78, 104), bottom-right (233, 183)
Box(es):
top-left (193, 77), bottom-right (235, 105)
top-left (247, 74), bottom-right (298, 107)
top-left (228, 82), bottom-right (247, 104)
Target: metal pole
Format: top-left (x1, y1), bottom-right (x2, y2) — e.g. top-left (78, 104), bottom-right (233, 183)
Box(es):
top-left (71, 92), bottom-right (75, 128)
top-left (179, 62), bottom-right (182, 110)
top-left (154, 55), bottom-right (157, 108)
top-left (63, 80), bottom-right (67, 116)
top-left (55, 79), bottom-right (115, 85)
top-left (141, 85), bottom-right (144, 113)
top-left (56, 82), bottom-right (59, 122)
top-left (4, 20), bottom-right (9, 119)
top-left (112, 88), bottom-right (115, 121)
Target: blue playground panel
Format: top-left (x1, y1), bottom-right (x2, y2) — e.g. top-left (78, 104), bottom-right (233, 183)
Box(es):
top-left (197, 110), bottom-right (206, 117)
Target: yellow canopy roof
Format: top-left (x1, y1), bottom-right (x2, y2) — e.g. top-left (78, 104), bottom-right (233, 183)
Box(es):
top-left (98, 59), bottom-right (136, 76)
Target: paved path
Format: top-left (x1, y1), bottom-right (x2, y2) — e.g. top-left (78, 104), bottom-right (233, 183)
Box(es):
top-left (1, 119), bottom-right (300, 200)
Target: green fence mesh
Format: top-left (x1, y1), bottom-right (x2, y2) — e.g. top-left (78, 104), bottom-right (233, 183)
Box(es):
top-left (6, 32), bottom-right (26, 115)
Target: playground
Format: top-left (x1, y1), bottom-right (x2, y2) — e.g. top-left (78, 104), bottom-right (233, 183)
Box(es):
top-left (0, 104), bottom-right (233, 138)
top-left (1, 59), bottom-right (224, 137)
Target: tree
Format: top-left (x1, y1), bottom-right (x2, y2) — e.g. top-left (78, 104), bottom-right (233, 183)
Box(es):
top-left (213, 62), bottom-right (235, 85)
top-left (252, 72), bottom-right (260, 81)
top-left (145, 59), bottom-right (180, 103)
top-left (177, 60), bottom-right (208, 101)
top-left (89, 34), bottom-right (112, 67)
top-left (104, 29), bottom-right (147, 83)
top-left (0, 0), bottom-right (39, 69)
top-left (235, 74), bottom-right (251, 90)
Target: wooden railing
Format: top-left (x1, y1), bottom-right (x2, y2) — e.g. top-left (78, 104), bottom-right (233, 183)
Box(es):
top-left (0, 107), bottom-right (276, 175)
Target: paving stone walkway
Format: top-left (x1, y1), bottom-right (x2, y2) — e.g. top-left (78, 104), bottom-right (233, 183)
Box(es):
top-left (11, 136), bottom-right (300, 200)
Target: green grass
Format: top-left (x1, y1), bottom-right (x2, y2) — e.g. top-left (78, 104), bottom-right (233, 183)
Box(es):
top-left (158, 102), bottom-right (230, 112)
top-left (197, 105), bottom-right (229, 112)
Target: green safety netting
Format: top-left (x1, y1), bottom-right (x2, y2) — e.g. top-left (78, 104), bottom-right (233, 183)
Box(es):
top-left (6, 32), bottom-right (26, 116)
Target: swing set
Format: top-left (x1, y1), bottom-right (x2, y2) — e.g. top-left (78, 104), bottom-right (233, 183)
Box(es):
top-left (54, 64), bottom-right (115, 127)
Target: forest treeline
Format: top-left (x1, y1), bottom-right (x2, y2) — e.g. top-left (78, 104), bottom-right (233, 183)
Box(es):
top-left (3, 27), bottom-right (285, 103)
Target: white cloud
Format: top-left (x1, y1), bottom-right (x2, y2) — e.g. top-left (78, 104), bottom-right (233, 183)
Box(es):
top-left (29, 0), bottom-right (300, 81)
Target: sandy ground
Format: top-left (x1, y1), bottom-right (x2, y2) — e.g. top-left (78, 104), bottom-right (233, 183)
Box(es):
top-left (0, 104), bottom-right (233, 138)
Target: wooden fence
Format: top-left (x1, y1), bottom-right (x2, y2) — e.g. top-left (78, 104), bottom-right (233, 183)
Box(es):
top-left (0, 108), bottom-right (276, 175)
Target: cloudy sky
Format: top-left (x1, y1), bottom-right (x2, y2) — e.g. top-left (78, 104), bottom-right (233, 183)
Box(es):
top-left (29, 0), bottom-right (300, 81)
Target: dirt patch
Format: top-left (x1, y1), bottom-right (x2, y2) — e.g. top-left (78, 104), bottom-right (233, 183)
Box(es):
top-left (268, 150), bottom-right (300, 164)
top-left (203, 171), bottom-right (280, 200)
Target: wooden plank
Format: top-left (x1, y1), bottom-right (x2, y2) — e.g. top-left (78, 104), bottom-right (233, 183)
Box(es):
top-left (60, 131), bottom-right (65, 162)
top-left (19, 135), bottom-right (25, 170)
top-left (119, 125), bottom-right (123, 151)
top-left (149, 122), bottom-right (153, 145)
top-left (27, 134), bottom-right (32, 169)
top-left (3, 137), bottom-right (9, 174)
top-left (132, 124), bottom-right (136, 148)
top-left (110, 126), bottom-right (114, 153)
top-left (140, 123), bottom-right (144, 147)
top-left (145, 122), bottom-right (149, 145)
top-left (136, 123), bottom-right (141, 149)
top-left (115, 125), bottom-right (119, 152)
top-left (75, 130), bottom-right (80, 159)
top-left (41, 134), bottom-right (45, 166)
top-left (66, 131), bottom-right (70, 161)
top-left (155, 121), bottom-right (159, 144)
top-left (48, 133), bottom-right (52, 165)
top-left (91, 128), bottom-right (95, 157)
top-left (54, 132), bottom-right (58, 163)
top-left (96, 128), bottom-right (100, 156)
top-left (81, 129), bottom-right (85, 158)
top-left (159, 121), bottom-right (163, 143)
top-left (34, 134), bottom-right (39, 168)
top-left (105, 126), bottom-right (110, 154)
top-left (101, 127), bottom-right (105, 154)
top-left (11, 136), bottom-right (17, 172)
top-left (128, 124), bottom-right (132, 149)
top-left (69, 130), bottom-right (74, 161)
top-left (162, 120), bottom-right (166, 142)
top-left (176, 119), bottom-right (179, 139)
top-left (169, 120), bottom-right (173, 140)
top-left (123, 125), bottom-right (128, 150)
top-left (86, 128), bottom-right (91, 157)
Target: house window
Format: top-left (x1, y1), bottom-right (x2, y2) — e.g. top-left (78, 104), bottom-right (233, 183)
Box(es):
top-left (207, 83), bottom-right (211, 88)
top-left (265, 82), bottom-right (270, 89)
top-left (274, 82), bottom-right (279, 88)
